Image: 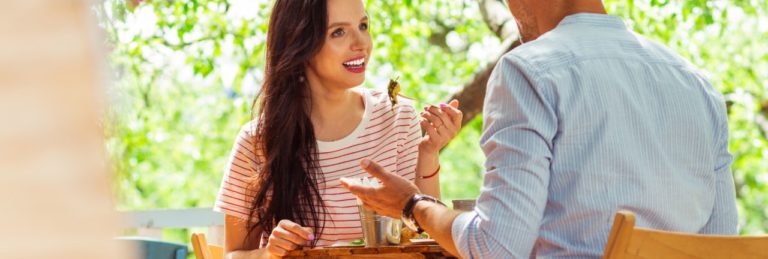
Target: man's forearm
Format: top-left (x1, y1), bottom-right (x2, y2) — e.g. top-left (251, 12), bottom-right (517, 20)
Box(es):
top-left (413, 200), bottom-right (463, 257)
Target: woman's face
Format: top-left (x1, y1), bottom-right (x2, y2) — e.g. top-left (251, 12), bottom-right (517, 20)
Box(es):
top-left (306, 0), bottom-right (372, 89)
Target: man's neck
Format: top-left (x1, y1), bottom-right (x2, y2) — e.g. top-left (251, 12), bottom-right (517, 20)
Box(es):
top-left (562, 0), bottom-right (607, 16)
top-left (535, 0), bottom-right (607, 37)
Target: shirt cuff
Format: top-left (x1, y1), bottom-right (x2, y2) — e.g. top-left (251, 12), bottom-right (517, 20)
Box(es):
top-left (452, 211), bottom-right (477, 259)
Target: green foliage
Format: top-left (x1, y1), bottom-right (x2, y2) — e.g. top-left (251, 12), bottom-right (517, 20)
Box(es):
top-left (98, 0), bottom-right (767, 246)
top-left (98, 0), bottom-right (494, 245)
top-left (605, 0), bottom-right (768, 235)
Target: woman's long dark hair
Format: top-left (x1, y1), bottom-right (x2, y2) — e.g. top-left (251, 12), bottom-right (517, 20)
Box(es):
top-left (246, 0), bottom-right (328, 246)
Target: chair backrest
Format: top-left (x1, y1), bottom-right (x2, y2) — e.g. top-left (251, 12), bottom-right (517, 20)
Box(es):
top-left (603, 210), bottom-right (768, 259)
top-left (191, 233), bottom-right (224, 259)
top-left (116, 237), bottom-right (187, 259)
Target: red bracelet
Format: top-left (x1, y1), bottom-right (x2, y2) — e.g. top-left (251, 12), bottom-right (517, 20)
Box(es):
top-left (420, 165), bottom-right (440, 179)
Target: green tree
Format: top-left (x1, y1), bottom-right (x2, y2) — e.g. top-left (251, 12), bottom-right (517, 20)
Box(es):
top-left (97, 0), bottom-right (768, 245)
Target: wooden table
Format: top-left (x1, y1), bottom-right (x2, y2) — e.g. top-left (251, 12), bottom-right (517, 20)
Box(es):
top-left (284, 244), bottom-right (457, 259)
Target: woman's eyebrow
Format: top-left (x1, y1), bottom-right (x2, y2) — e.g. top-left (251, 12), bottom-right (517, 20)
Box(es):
top-left (327, 16), bottom-right (368, 29)
top-left (327, 21), bottom-right (350, 29)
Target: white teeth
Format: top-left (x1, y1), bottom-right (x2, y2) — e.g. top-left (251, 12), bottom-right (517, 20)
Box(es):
top-left (343, 58), bottom-right (364, 66)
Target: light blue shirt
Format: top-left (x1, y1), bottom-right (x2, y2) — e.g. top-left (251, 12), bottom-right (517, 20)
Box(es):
top-left (451, 13), bottom-right (737, 258)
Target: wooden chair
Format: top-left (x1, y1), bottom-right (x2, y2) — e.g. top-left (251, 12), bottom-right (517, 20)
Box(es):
top-left (191, 233), bottom-right (224, 259)
top-left (603, 210), bottom-right (768, 259)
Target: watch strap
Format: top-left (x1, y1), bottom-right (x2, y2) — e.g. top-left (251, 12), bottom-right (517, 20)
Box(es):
top-left (401, 194), bottom-right (446, 234)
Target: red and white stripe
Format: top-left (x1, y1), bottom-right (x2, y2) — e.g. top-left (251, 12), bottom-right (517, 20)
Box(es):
top-left (214, 89), bottom-right (420, 247)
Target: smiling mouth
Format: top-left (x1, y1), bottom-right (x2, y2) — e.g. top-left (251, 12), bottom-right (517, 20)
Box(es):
top-left (343, 57), bottom-right (366, 73)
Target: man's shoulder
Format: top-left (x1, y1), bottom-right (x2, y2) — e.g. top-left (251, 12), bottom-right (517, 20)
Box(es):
top-left (505, 24), bottom-right (629, 71)
top-left (629, 32), bottom-right (699, 70)
top-left (497, 37), bottom-right (570, 82)
top-left (503, 30), bottom-right (581, 76)
top-left (508, 36), bottom-right (568, 62)
top-left (629, 32), bottom-right (714, 86)
top-left (506, 28), bottom-right (700, 76)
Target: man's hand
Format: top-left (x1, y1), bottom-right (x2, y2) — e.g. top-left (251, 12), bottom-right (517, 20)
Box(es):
top-left (343, 159), bottom-right (463, 258)
top-left (340, 159), bottom-right (420, 218)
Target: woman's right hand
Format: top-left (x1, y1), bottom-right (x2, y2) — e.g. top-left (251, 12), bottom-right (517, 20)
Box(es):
top-left (265, 220), bottom-right (315, 257)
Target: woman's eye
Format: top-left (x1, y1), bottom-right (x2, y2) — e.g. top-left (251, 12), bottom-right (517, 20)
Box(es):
top-left (359, 23), bottom-right (368, 31)
top-left (331, 28), bottom-right (345, 38)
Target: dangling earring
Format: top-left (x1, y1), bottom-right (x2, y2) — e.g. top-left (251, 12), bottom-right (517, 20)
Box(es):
top-left (299, 75), bottom-right (305, 82)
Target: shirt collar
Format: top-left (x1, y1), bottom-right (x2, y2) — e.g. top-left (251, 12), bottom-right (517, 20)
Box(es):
top-left (557, 13), bottom-right (626, 30)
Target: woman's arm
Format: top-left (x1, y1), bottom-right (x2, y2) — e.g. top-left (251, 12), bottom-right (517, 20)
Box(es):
top-left (224, 215), bottom-right (315, 259)
top-left (414, 150), bottom-right (441, 198)
top-left (416, 100), bottom-right (462, 199)
top-left (224, 215), bottom-right (270, 259)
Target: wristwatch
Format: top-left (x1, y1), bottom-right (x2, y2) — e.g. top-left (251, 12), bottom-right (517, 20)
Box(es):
top-left (401, 194), bottom-right (446, 234)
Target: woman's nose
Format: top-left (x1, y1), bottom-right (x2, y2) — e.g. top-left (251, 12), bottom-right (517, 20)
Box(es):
top-left (350, 30), bottom-right (370, 51)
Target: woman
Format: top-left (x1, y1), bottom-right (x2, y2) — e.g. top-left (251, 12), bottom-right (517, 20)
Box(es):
top-left (213, 0), bottom-right (462, 257)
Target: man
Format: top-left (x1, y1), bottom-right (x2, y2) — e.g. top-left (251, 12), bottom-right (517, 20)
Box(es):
top-left (341, 0), bottom-right (738, 258)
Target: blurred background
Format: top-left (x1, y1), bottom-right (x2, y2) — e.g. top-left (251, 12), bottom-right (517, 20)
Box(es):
top-left (89, 0), bottom-right (766, 254)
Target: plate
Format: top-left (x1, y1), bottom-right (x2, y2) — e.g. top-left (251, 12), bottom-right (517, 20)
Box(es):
top-left (409, 238), bottom-right (437, 245)
top-left (329, 240), bottom-right (365, 247)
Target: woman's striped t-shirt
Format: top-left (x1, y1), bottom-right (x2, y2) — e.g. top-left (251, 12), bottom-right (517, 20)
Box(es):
top-left (213, 88), bottom-right (420, 247)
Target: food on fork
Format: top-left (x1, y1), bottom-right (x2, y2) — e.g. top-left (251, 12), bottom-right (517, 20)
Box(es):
top-left (387, 76), bottom-right (401, 111)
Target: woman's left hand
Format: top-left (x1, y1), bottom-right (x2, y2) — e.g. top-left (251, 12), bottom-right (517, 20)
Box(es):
top-left (419, 99), bottom-right (462, 154)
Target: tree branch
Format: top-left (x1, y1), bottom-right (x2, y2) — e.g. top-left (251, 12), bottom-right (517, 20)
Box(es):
top-left (448, 39), bottom-right (518, 126)
top-left (756, 113), bottom-right (768, 141)
top-left (756, 101), bottom-right (768, 141)
top-left (446, 0), bottom-right (519, 127)
top-left (478, 0), bottom-right (519, 40)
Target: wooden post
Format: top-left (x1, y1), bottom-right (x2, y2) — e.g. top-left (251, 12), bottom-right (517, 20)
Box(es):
top-left (0, 0), bottom-right (132, 258)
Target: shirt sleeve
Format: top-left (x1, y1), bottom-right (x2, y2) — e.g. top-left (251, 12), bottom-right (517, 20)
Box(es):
top-left (452, 54), bottom-right (556, 258)
top-left (395, 100), bottom-right (420, 182)
top-left (698, 79), bottom-right (738, 234)
top-left (213, 123), bottom-right (263, 220)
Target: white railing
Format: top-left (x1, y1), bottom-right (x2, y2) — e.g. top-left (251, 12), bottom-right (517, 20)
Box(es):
top-left (120, 207), bottom-right (225, 245)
